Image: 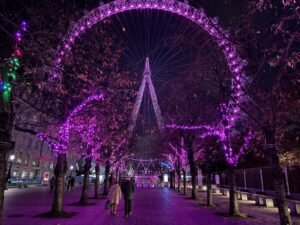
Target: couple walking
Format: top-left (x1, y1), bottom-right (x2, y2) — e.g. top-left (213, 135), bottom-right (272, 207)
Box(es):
top-left (108, 177), bottom-right (135, 218)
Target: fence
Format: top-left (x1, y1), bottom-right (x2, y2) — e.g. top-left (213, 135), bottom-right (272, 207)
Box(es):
top-left (205, 166), bottom-right (300, 195)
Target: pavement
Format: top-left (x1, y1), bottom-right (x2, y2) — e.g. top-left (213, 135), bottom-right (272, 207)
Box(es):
top-left (3, 186), bottom-right (300, 225)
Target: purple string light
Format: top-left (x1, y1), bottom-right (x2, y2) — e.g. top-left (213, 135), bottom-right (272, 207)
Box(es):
top-left (167, 104), bottom-right (252, 166)
top-left (76, 121), bottom-right (102, 160)
top-left (166, 124), bottom-right (210, 130)
top-left (51, 1), bottom-right (248, 120)
top-left (166, 137), bottom-right (188, 170)
top-left (47, 0), bottom-right (250, 165)
top-left (37, 94), bottom-right (104, 157)
top-left (108, 138), bottom-right (128, 172)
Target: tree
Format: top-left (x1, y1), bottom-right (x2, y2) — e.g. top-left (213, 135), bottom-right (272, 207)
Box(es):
top-left (195, 137), bottom-right (225, 207)
top-left (0, 20), bottom-right (27, 225)
top-left (3, 0), bottom-right (136, 214)
top-left (162, 69), bottom-right (220, 199)
top-left (38, 94), bottom-right (104, 215)
top-left (226, 1), bottom-right (299, 223)
top-left (166, 137), bottom-right (188, 194)
top-left (98, 136), bottom-right (128, 195)
top-left (70, 117), bottom-right (101, 205)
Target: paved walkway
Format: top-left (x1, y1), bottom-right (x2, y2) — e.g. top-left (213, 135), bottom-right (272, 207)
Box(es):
top-left (3, 186), bottom-right (300, 225)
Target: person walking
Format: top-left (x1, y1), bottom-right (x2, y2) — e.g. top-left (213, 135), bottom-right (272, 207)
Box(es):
top-left (121, 177), bottom-right (135, 218)
top-left (50, 176), bottom-right (55, 193)
top-left (70, 176), bottom-right (75, 189)
top-left (107, 179), bottom-right (122, 215)
top-left (67, 176), bottom-right (72, 190)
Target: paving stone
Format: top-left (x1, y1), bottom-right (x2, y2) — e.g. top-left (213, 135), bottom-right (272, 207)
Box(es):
top-left (3, 186), bottom-right (300, 225)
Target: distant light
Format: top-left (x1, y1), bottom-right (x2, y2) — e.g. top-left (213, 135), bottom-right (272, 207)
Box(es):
top-left (100, 175), bottom-right (104, 182)
top-left (163, 174), bottom-right (168, 182)
top-left (122, 27), bottom-right (126, 32)
top-left (70, 165), bottom-right (74, 170)
top-left (9, 155), bottom-right (15, 161)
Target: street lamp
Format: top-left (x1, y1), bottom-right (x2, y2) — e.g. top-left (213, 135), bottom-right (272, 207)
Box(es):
top-left (9, 154), bottom-right (15, 161)
top-left (6, 154), bottom-right (16, 188)
top-left (70, 165), bottom-right (74, 176)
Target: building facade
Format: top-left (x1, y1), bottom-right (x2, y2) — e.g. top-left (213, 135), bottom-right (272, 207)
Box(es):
top-left (8, 128), bottom-right (55, 183)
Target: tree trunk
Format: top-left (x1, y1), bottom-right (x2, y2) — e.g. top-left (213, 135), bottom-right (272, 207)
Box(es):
top-left (109, 172), bottom-right (113, 187)
top-left (183, 169), bottom-right (186, 195)
top-left (265, 128), bottom-right (292, 225)
top-left (176, 169), bottom-right (181, 192)
top-left (51, 154), bottom-right (67, 215)
top-left (170, 171), bottom-right (174, 189)
top-left (80, 158), bottom-right (92, 205)
top-left (186, 136), bottom-right (197, 199)
top-left (94, 163), bottom-right (100, 199)
top-left (190, 162), bottom-right (197, 199)
top-left (206, 170), bottom-right (213, 206)
top-left (102, 161), bottom-right (110, 196)
top-left (116, 168), bottom-right (119, 182)
top-left (0, 149), bottom-right (7, 225)
top-left (228, 167), bottom-right (240, 216)
top-left (172, 171), bottom-right (176, 189)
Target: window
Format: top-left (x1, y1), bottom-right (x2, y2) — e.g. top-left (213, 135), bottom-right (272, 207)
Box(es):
top-left (25, 154), bottom-right (30, 165)
top-left (29, 172), bottom-right (34, 179)
top-left (21, 171), bottom-right (27, 178)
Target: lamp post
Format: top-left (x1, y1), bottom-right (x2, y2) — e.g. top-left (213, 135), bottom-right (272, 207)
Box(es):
top-left (70, 165), bottom-right (74, 176)
top-left (9, 154), bottom-right (15, 161)
top-left (6, 154), bottom-right (15, 188)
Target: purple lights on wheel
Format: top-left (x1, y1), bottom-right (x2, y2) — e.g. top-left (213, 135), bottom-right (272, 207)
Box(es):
top-left (50, 0), bottom-right (250, 166)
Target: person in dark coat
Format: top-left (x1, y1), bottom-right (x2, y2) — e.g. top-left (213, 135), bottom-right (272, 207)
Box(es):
top-left (67, 176), bottom-right (72, 190)
top-left (121, 177), bottom-right (135, 218)
top-left (70, 176), bottom-right (75, 188)
top-left (50, 176), bottom-right (55, 193)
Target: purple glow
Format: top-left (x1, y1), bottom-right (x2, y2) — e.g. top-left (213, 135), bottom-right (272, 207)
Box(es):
top-left (167, 105), bottom-right (253, 166)
top-left (50, 2), bottom-right (248, 158)
top-left (37, 94), bottom-right (104, 157)
top-left (107, 138), bottom-right (128, 173)
top-left (166, 124), bottom-right (210, 130)
top-left (47, 0), bottom-right (250, 165)
top-left (51, 0), bottom-right (248, 109)
top-left (166, 137), bottom-right (188, 170)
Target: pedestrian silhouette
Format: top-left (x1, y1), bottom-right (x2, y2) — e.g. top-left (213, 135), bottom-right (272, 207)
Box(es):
top-left (121, 177), bottom-right (135, 218)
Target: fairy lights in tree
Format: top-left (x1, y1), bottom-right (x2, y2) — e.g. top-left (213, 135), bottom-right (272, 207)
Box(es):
top-left (165, 137), bottom-right (188, 170)
top-left (37, 94), bottom-right (104, 157)
top-left (50, 0), bottom-right (249, 126)
top-left (47, 0), bottom-right (250, 166)
top-left (109, 138), bottom-right (127, 172)
top-left (167, 104), bottom-right (252, 166)
top-left (77, 119), bottom-right (101, 160)
top-left (0, 21), bottom-right (27, 101)
top-left (166, 124), bottom-right (210, 130)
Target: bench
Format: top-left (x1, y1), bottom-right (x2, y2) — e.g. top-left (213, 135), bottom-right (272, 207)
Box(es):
top-left (221, 188), bottom-right (300, 215)
top-left (237, 191), bottom-right (249, 201)
top-left (219, 188), bottom-right (274, 207)
top-left (220, 187), bottom-right (230, 196)
top-left (253, 194), bottom-right (275, 207)
top-left (211, 185), bottom-right (221, 194)
top-left (185, 185), bottom-right (300, 216)
top-left (287, 199), bottom-right (300, 215)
